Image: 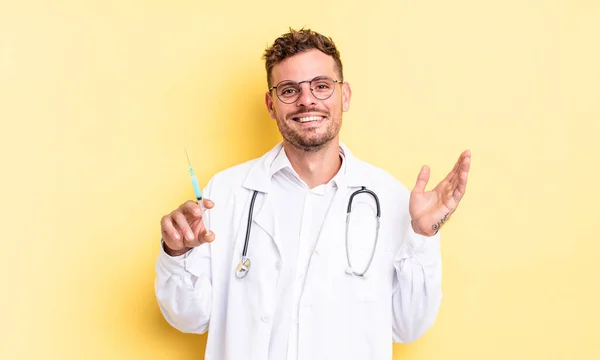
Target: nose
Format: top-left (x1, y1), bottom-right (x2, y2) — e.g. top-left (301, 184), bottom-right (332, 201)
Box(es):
top-left (296, 81), bottom-right (317, 107)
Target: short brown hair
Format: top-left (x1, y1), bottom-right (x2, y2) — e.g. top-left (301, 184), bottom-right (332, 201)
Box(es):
top-left (262, 28), bottom-right (344, 88)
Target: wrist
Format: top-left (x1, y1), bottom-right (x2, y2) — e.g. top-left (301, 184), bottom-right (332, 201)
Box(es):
top-left (410, 219), bottom-right (423, 235)
top-left (411, 219), bottom-right (438, 237)
top-left (162, 241), bottom-right (191, 257)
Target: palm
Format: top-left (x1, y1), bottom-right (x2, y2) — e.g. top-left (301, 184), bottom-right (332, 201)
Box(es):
top-left (409, 150), bottom-right (471, 236)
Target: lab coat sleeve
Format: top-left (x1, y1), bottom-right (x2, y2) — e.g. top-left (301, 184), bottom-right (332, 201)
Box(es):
top-left (154, 182), bottom-right (215, 335)
top-left (154, 241), bottom-right (213, 334)
top-left (391, 225), bottom-right (443, 343)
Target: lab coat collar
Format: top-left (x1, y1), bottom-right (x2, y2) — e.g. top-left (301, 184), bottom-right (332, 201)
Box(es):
top-left (269, 144), bottom-right (348, 191)
top-left (242, 141), bottom-right (370, 193)
top-left (268, 146), bottom-right (290, 179)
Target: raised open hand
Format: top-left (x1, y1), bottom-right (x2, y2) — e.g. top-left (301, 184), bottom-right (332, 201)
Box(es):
top-left (409, 150), bottom-right (471, 236)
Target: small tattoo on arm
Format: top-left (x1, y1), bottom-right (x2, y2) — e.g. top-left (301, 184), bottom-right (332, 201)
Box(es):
top-left (432, 212), bottom-right (450, 233)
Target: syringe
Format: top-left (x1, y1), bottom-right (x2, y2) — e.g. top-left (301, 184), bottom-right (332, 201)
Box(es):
top-left (185, 148), bottom-right (210, 230)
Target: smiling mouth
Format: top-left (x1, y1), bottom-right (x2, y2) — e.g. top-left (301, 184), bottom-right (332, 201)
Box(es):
top-left (292, 115), bottom-right (325, 123)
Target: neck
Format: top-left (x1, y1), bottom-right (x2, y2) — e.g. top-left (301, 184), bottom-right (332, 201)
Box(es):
top-left (283, 139), bottom-right (342, 189)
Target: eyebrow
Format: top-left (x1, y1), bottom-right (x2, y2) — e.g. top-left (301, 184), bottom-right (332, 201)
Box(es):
top-left (275, 75), bottom-right (333, 84)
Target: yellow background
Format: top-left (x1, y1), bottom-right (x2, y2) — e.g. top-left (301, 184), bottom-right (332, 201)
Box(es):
top-left (1, 0), bottom-right (599, 359)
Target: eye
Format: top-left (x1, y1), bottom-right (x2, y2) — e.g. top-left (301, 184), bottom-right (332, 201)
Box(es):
top-left (312, 78), bottom-right (333, 92)
top-left (281, 88), bottom-right (297, 95)
top-left (277, 83), bottom-right (299, 97)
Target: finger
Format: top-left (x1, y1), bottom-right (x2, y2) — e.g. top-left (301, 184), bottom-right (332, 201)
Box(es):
top-left (441, 151), bottom-right (466, 187)
top-left (182, 235), bottom-right (202, 248)
top-left (460, 150), bottom-right (471, 173)
top-left (181, 200), bottom-right (203, 220)
top-left (448, 150), bottom-right (471, 189)
top-left (185, 222), bottom-right (215, 247)
top-left (202, 198), bottom-right (215, 209)
top-left (454, 159), bottom-right (470, 202)
top-left (172, 211), bottom-right (195, 242)
top-left (160, 214), bottom-right (182, 247)
top-left (455, 152), bottom-right (471, 187)
top-left (189, 217), bottom-right (215, 246)
top-left (180, 221), bottom-right (204, 248)
top-left (448, 161), bottom-right (463, 190)
top-left (438, 164), bottom-right (460, 195)
top-left (413, 165), bottom-right (430, 194)
top-left (200, 228), bottom-right (216, 244)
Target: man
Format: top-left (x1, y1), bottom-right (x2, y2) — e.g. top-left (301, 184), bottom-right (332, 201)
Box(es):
top-left (155, 28), bottom-right (471, 360)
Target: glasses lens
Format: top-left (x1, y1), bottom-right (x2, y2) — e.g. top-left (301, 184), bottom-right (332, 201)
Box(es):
top-left (274, 76), bottom-right (337, 103)
top-left (310, 76), bottom-right (335, 100)
top-left (276, 81), bottom-right (301, 103)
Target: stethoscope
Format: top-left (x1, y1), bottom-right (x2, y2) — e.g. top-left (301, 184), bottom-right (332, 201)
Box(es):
top-left (235, 186), bottom-right (381, 279)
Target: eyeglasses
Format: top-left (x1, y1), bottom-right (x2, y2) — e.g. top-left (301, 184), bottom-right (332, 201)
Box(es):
top-left (269, 75), bottom-right (343, 104)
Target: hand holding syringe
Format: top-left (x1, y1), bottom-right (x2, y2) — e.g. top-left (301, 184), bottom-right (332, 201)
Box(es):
top-left (159, 149), bottom-right (215, 257)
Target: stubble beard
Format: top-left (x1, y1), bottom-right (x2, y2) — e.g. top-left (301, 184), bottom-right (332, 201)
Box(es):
top-left (277, 112), bottom-right (342, 153)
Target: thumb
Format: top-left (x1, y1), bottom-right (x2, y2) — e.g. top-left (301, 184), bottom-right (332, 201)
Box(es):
top-left (202, 198), bottom-right (214, 209)
top-left (413, 165), bottom-right (430, 194)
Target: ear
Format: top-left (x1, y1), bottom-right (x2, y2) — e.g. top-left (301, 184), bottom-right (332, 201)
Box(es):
top-left (342, 82), bottom-right (352, 112)
top-left (265, 91), bottom-right (276, 119)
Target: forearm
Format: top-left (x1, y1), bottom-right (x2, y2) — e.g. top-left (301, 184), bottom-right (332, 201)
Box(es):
top-left (154, 242), bottom-right (213, 334)
top-left (391, 227), bottom-right (443, 343)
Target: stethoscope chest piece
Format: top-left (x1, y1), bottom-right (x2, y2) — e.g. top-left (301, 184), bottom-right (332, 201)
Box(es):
top-left (236, 257), bottom-right (251, 278)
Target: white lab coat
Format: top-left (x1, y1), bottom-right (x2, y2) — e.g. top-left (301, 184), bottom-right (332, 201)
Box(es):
top-left (155, 142), bottom-right (442, 360)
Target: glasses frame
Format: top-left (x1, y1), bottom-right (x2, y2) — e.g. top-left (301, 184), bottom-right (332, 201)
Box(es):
top-left (268, 75), bottom-right (344, 104)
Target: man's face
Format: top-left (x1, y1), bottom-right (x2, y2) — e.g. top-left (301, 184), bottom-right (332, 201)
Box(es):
top-left (265, 49), bottom-right (351, 152)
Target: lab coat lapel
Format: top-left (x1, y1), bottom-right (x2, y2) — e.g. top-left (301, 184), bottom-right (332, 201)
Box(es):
top-left (240, 143), bottom-right (284, 261)
top-left (252, 192), bottom-right (281, 259)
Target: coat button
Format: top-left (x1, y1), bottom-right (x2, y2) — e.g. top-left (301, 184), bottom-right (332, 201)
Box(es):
top-left (261, 315), bottom-right (270, 323)
top-left (275, 261), bottom-right (283, 271)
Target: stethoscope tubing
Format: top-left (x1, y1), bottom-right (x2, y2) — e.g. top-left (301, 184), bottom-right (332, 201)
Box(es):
top-left (345, 187), bottom-right (381, 277)
top-left (242, 190), bottom-right (259, 258)
top-left (236, 186), bottom-right (381, 278)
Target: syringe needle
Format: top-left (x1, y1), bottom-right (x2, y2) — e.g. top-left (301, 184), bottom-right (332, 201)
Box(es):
top-left (184, 148), bottom-right (192, 167)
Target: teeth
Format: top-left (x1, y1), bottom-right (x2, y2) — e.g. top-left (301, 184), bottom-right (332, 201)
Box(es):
top-left (298, 116), bottom-right (323, 122)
